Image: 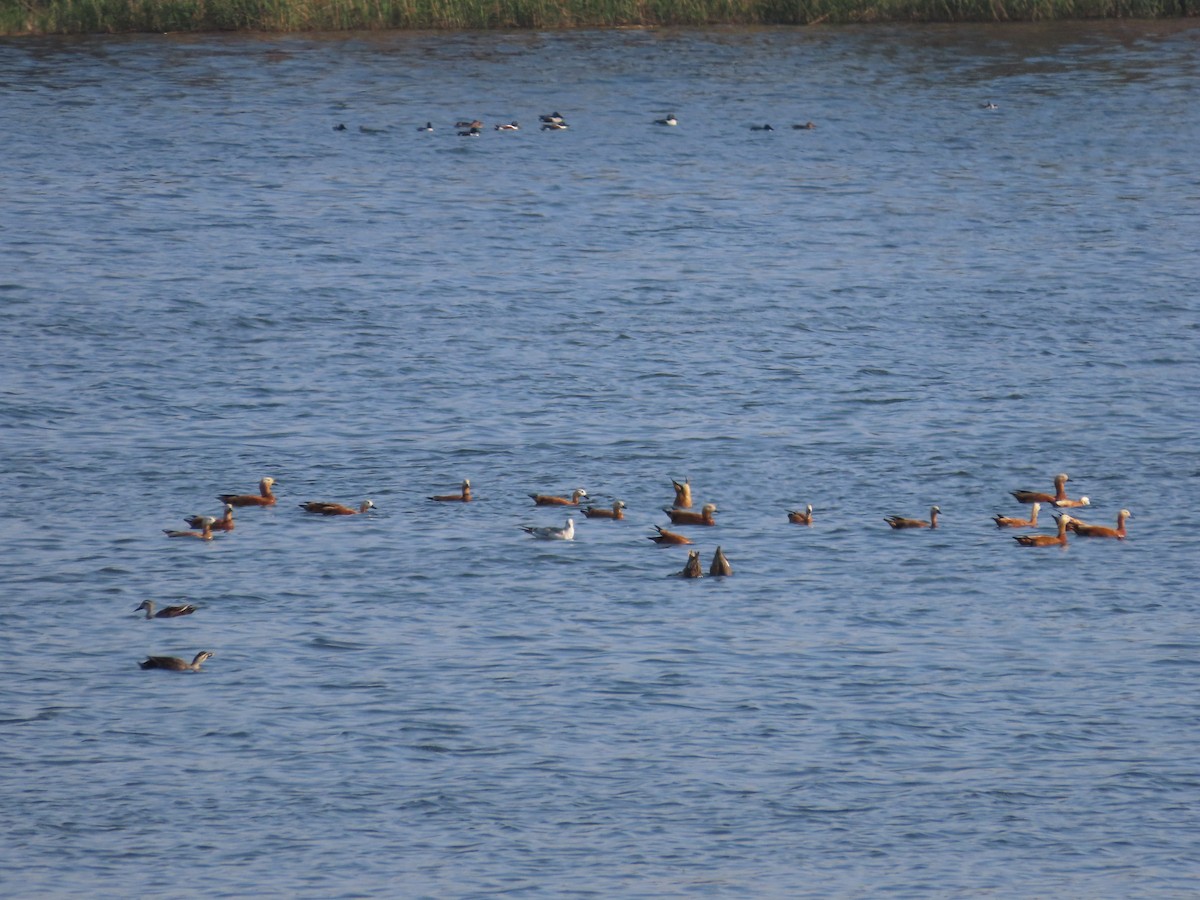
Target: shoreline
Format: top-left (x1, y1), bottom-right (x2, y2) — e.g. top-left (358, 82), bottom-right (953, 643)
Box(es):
top-left (2, 0), bottom-right (1194, 37)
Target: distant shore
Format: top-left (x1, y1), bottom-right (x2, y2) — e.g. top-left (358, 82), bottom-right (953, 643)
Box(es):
top-left (2, 0), bottom-right (1193, 36)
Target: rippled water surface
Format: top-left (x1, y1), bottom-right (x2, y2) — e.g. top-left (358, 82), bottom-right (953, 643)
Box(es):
top-left (2, 21), bottom-right (1199, 897)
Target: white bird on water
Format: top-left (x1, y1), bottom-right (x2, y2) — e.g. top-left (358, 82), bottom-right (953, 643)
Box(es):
top-left (522, 518), bottom-right (575, 541)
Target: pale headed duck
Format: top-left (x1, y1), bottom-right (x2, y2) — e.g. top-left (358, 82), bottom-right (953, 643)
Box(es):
top-left (709, 547), bottom-right (732, 576)
top-left (1015, 515), bottom-right (1071, 547)
top-left (219, 477), bottom-right (277, 507)
top-left (164, 517), bottom-right (215, 540)
top-left (299, 500), bottom-right (374, 516)
top-left (583, 500), bottom-right (626, 520)
top-left (671, 477), bottom-right (693, 509)
top-left (530, 489), bottom-right (587, 506)
top-left (885, 506), bottom-right (939, 529)
top-left (1066, 509), bottom-right (1130, 539)
top-left (787, 505), bottom-right (814, 526)
top-left (187, 504), bottom-right (233, 533)
top-left (680, 550), bottom-right (703, 578)
top-left (139, 651), bottom-right (213, 671)
top-left (135, 600), bottom-right (197, 619)
top-left (429, 479), bottom-right (472, 502)
top-left (1052, 496), bottom-right (1090, 509)
top-left (522, 518), bottom-right (575, 540)
top-left (993, 503), bottom-right (1039, 528)
top-left (663, 503), bottom-right (717, 526)
top-left (648, 525), bottom-right (692, 545)
top-left (1011, 473), bottom-right (1069, 505)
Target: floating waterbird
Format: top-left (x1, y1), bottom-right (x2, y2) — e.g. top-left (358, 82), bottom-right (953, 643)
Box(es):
top-left (135, 600), bottom-right (197, 619)
top-left (164, 517), bottom-right (214, 540)
top-left (186, 504), bottom-right (233, 533)
top-left (751, 124), bottom-right (774, 131)
top-left (1052, 496), bottom-right (1090, 509)
top-left (1011, 473), bottom-right (1069, 505)
top-left (1015, 515), bottom-right (1071, 547)
top-left (787, 505), bottom-right (814, 526)
top-left (1066, 509), bottom-right (1130, 539)
top-left (885, 506), bottom-right (939, 529)
top-left (672, 477), bottom-right (693, 509)
top-left (709, 547), bottom-right (732, 576)
top-left (663, 503), bottom-right (717, 526)
top-left (583, 500), bottom-right (626, 520)
top-left (648, 525), bottom-right (692, 545)
top-left (654, 114), bottom-right (678, 126)
top-left (793, 122), bottom-right (816, 130)
top-left (218, 477), bottom-right (276, 507)
top-left (680, 550), bottom-right (703, 578)
top-left (429, 479), bottom-right (472, 502)
top-left (993, 503), bottom-right (1039, 528)
top-left (530, 489), bottom-right (587, 506)
top-left (495, 122), bottom-right (520, 131)
top-left (298, 500), bottom-right (374, 516)
top-left (139, 651), bottom-right (213, 672)
top-left (522, 518), bottom-right (575, 540)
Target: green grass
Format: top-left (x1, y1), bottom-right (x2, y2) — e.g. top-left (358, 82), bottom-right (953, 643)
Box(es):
top-left (0, 0), bottom-right (1191, 33)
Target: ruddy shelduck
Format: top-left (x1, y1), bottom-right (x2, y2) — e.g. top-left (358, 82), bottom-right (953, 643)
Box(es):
top-left (529, 489), bottom-right (587, 506)
top-left (583, 500), bottom-right (626, 520)
top-left (1014, 515), bottom-right (1072, 547)
top-left (885, 506), bottom-right (939, 529)
top-left (1011, 473), bottom-right (1069, 505)
top-left (648, 525), bottom-right (692, 545)
top-left (187, 504), bottom-right (234, 532)
top-left (299, 500), bottom-right (374, 516)
top-left (1052, 496), bottom-right (1090, 509)
top-left (219, 477), bottom-right (276, 507)
top-left (993, 503), bottom-right (1039, 528)
top-left (672, 477), bottom-right (693, 509)
top-left (787, 505), bottom-right (814, 526)
top-left (429, 479), bottom-right (471, 502)
top-left (663, 503), bottom-right (717, 526)
top-left (164, 517), bottom-right (214, 540)
top-left (1066, 509), bottom-right (1130, 539)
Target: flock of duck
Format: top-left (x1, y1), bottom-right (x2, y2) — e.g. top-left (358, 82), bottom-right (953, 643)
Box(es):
top-left (333, 111), bottom-right (820, 137)
top-left (142, 470), bottom-right (1129, 673)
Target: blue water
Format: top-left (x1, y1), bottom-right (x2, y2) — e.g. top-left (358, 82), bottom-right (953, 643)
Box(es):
top-left (1, 22), bottom-right (1199, 897)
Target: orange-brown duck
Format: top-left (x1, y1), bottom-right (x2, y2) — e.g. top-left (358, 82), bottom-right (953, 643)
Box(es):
top-left (663, 503), bottom-right (717, 526)
top-left (885, 506), bottom-right (939, 529)
top-left (648, 525), bottom-right (692, 545)
top-left (1066, 509), bottom-right (1130, 539)
top-left (219, 477), bottom-right (276, 507)
top-left (186, 504), bottom-right (234, 533)
top-left (529, 489), bottom-right (587, 506)
top-left (787, 505), bottom-right (814, 526)
top-left (1052, 496), bottom-right (1090, 509)
top-left (139, 651), bottom-right (213, 671)
top-left (672, 477), bottom-right (693, 509)
top-left (135, 600), bottom-right (197, 619)
top-left (1014, 515), bottom-right (1072, 547)
top-left (993, 503), bottom-right (1039, 528)
top-left (583, 500), bottom-right (626, 520)
top-left (1011, 473), bottom-right (1069, 505)
top-left (299, 500), bottom-right (374, 516)
top-left (164, 517), bottom-right (214, 540)
top-left (429, 479), bottom-right (472, 502)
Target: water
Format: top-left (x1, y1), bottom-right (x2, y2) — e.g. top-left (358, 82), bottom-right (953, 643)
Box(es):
top-left (1, 22), bottom-right (1199, 897)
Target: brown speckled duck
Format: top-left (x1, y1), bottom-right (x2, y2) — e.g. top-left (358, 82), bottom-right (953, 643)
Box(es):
top-left (139, 651), bottom-right (213, 671)
top-left (709, 547), bottom-right (732, 576)
top-left (135, 600), bottom-right (197, 619)
top-left (429, 479), bottom-right (471, 502)
top-left (583, 500), bottom-right (626, 520)
top-left (663, 503), bottom-right (717, 526)
top-left (529, 489), bottom-right (587, 506)
top-left (299, 500), bottom-right (374, 515)
top-left (219, 477), bottom-right (276, 507)
top-left (885, 506), bottom-right (939, 529)
top-left (679, 550), bottom-right (703, 578)
top-left (648, 525), bottom-right (692, 545)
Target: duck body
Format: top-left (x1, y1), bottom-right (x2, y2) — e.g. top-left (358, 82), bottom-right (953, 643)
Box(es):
top-left (993, 503), bottom-right (1039, 528)
top-left (539, 112), bottom-right (565, 124)
top-left (299, 500), bottom-right (374, 516)
top-left (885, 506), bottom-right (939, 529)
top-left (671, 477), bottom-right (692, 509)
top-left (751, 124), bottom-right (774, 131)
top-left (540, 122), bottom-right (569, 131)
top-left (136, 600), bottom-right (197, 619)
top-left (583, 501), bottom-right (626, 520)
top-left (164, 518), bottom-right (214, 540)
top-left (655, 114), bottom-right (678, 126)
top-left (1066, 509), bottom-right (1130, 539)
top-left (788, 504), bottom-right (814, 526)
top-left (429, 479), bottom-right (471, 502)
top-left (663, 503), bottom-right (717, 526)
top-left (522, 518), bottom-right (575, 540)
top-left (418, 122), bottom-right (434, 132)
top-left (1012, 473), bottom-right (1069, 505)
top-left (649, 525), bottom-right (692, 545)
top-left (218, 477), bottom-right (276, 507)
top-left (530, 489), bottom-right (587, 506)
top-left (187, 504), bottom-right (234, 532)
top-left (139, 651), bottom-right (213, 671)
top-left (1014, 515), bottom-right (1071, 547)
top-left (455, 119), bottom-right (483, 128)
top-left (495, 122), bottom-right (520, 131)
top-left (793, 121), bottom-right (816, 130)
top-left (709, 547), bottom-right (732, 576)
top-left (1052, 496), bottom-right (1090, 509)
top-left (458, 126), bottom-right (482, 137)
top-left (680, 550), bottom-right (703, 578)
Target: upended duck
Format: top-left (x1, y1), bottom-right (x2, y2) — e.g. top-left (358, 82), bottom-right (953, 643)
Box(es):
top-left (709, 547), bottom-right (732, 576)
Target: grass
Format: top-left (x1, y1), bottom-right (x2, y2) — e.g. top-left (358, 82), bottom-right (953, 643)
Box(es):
top-left (0, 0), bottom-right (1191, 33)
